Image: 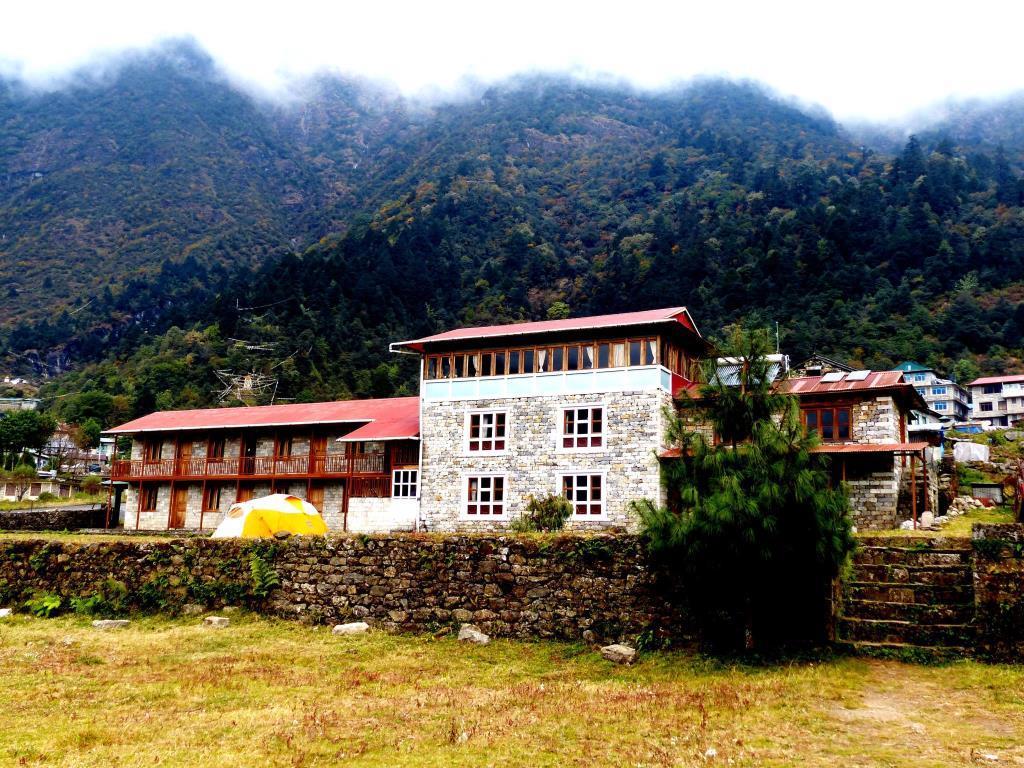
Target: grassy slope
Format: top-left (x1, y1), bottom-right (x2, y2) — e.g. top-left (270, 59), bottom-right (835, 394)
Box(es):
top-left (0, 615), bottom-right (1021, 767)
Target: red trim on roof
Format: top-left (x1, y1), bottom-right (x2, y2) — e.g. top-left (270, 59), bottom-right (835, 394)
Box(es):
top-left (968, 374), bottom-right (1024, 386)
top-left (391, 307), bottom-right (701, 352)
top-left (780, 371), bottom-right (907, 395)
top-left (811, 442), bottom-right (929, 454)
top-left (105, 397), bottom-right (420, 436)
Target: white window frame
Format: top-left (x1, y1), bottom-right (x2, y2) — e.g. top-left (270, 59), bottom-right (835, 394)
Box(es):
top-left (461, 473), bottom-right (508, 518)
top-left (392, 469), bottom-right (419, 498)
top-left (556, 470), bottom-right (608, 520)
top-left (463, 409), bottom-right (509, 454)
top-left (557, 403), bottom-right (607, 452)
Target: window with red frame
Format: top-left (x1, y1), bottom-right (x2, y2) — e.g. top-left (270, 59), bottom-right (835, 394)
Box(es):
top-left (468, 412), bottom-right (506, 451)
top-left (140, 486), bottom-right (158, 512)
top-left (562, 474), bottom-right (603, 516)
top-left (802, 406), bottom-right (851, 442)
top-left (562, 407), bottom-right (603, 448)
top-left (465, 475), bottom-right (505, 516)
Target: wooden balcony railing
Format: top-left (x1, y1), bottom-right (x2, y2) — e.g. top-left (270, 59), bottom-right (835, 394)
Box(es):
top-left (111, 451), bottom-right (390, 481)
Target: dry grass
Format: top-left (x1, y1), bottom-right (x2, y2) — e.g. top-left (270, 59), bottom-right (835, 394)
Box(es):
top-left (0, 614), bottom-right (1022, 767)
top-left (861, 506), bottom-right (1015, 538)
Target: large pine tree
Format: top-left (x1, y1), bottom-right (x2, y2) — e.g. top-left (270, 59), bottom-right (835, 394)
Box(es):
top-left (635, 328), bottom-right (855, 652)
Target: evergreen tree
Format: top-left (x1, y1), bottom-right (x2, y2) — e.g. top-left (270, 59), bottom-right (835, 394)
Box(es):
top-left (634, 327), bottom-right (854, 652)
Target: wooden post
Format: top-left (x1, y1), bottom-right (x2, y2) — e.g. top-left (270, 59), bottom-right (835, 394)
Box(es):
top-left (911, 453), bottom-right (918, 530)
top-left (922, 449), bottom-right (929, 515)
top-left (135, 482), bottom-right (143, 530)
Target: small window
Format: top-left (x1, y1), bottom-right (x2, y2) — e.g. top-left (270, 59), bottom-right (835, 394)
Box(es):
top-left (143, 440), bottom-right (162, 463)
top-left (467, 354), bottom-right (479, 377)
top-left (645, 339), bottom-right (657, 365)
top-left (597, 343), bottom-right (610, 368)
top-left (562, 474), bottom-right (604, 516)
top-left (567, 345), bottom-right (580, 370)
top-left (275, 436), bottom-right (293, 459)
top-left (468, 411), bottom-right (507, 452)
top-left (582, 345), bottom-right (594, 370)
top-left (802, 407), bottom-right (851, 442)
top-left (981, 402), bottom-right (994, 412)
top-left (538, 348), bottom-right (550, 372)
top-left (237, 485), bottom-right (254, 503)
top-left (494, 351), bottom-right (506, 376)
top-left (481, 353), bottom-right (493, 376)
top-left (629, 340), bottom-right (642, 366)
top-left (29, 482), bottom-right (42, 497)
top-left (392, 469), bottom-right (418, 498)
top-left (441, 356), bottom-right (452, 379)
top-left (562, 407), bottom-right (604, 449)
top-left (427, 356), bottom-right (439, 379)
top-left (202, 485), bottom-right (222, 512)
top-left (141, 486), bottom-right (159, 512)
top-left (611, 342), bottom-right (626, 368)
top-left (207, 437), bottom-right (225, 460)
top-left (454, 354), bottom-right (466, 378)
top-left (509, 350), bottom-right (521, 375)
top-left (551, 346), bottom-right (564, 371)
top-left (465, 475), bottom-right (505, 516)
top-left (984, 384), bottom-right (1002, 394)
top-left (523, 349), bottom-right (535, 373)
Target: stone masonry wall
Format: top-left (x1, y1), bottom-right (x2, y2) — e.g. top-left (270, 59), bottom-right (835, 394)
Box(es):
top-left (420, 389), bottom-right (672, 533)
top-left (972, 524), bottom-right (1024, 660)
top-left (0, 534), bottom-right (686, 644)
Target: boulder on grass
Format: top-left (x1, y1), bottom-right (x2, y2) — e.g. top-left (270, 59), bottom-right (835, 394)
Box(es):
top-left (600, 643), bottom-right (637, 664)
top-left (0, 608), bottom-right (12, 619)
top-left (332, 621), bottom-right (370, 636)
top-left (203, 616), bottom-right (230, 628)
top-left (92, 619), bottom-right (130, 630)
top-left (457, 623), bottom-right (490, 645)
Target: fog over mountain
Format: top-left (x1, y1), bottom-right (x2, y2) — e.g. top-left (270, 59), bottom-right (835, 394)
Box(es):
top-left (2, 38), bottom-right (1024, 420)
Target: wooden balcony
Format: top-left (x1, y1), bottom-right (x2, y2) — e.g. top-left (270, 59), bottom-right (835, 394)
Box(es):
top-left (111, 449), bottom-right (413, 482)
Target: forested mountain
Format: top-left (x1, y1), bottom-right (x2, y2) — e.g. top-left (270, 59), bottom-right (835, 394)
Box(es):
top-left (2, 40), bottom-right (1024, 425)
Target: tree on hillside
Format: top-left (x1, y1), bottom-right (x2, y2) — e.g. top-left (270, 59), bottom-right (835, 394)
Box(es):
top-left (633, 328), bottom-right (854, 652)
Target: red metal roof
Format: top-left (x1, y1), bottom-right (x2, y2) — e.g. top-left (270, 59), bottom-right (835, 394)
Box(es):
top-left (968, 374), bottom-right (1024, 386)
top-left (811, 442), bottom-right (929, 454)
top-left (105, 397), bottom-right (420, 437)
top-left (781, 371), bottom-right (907, 395)
top-left (391, 307), bottom-right (701, 352)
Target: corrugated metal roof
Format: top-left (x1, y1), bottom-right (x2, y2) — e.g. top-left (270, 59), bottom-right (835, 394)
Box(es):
top-left (968, 374), bottom-right (1024, 386)
top-left (335, 409), bottom-right (422, 442)
top-left (391, 307), bottom-right (701, 352)
top-left (105, 397), bottom-right (420, 436)
top-left (811, 442), bottom-right (929, 454)
top-left (780, 370), bottom-right (908, 395)
top-left (893, 361), bottom-right (931, 373)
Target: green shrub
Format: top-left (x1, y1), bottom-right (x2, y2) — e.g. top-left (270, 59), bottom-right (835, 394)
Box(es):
top-left (36, 491), bottom-right (58, 503)
top-left (249, 553), bottom-right (280, 599)
top-left (511, 494), bottom-right (573, 532)
top-left (24, 593), bottom-right (62, 618)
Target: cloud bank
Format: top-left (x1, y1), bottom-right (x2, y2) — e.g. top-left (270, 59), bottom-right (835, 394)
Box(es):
top-left (3, 0), bottom-right (1023, 122)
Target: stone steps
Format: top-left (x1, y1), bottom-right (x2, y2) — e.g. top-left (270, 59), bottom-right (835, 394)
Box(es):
top-left (838, 617), bottom-right (975, 646)
top-left (840, 538), bottom-right (977, 654)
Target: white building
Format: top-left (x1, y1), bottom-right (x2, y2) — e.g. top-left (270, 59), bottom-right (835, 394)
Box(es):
top-left (967, 374), bottom-right (1024, 429)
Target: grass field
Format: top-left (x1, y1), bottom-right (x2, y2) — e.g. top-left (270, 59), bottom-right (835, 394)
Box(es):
top-left (0, 614), bottom-right (1022, 767)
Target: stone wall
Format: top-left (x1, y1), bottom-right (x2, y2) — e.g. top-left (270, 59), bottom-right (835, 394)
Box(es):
top-left (0, 507), bottom-right (106, 531)
top-left (972, 524), bottom-right (1024, 660)
top-left (420, 390), bottom-right (671, 533)
top-left (0, 534), bottom-right (685, 644)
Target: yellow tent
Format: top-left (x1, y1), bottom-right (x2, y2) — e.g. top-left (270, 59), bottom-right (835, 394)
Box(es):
top-left (211, 493), bottom-right (328, 539)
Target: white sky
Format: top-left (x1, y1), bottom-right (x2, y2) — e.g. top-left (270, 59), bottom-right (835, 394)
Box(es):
top-left (2, 0), bottom-right (1022, 123)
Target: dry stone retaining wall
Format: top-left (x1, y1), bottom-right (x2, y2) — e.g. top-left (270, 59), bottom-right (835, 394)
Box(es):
top-left (0, 533), bottom-right (686, 644)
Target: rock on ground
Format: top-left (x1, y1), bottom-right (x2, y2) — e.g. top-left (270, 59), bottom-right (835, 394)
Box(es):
top-left (203, 616), bottom-right (230, 628)
top-left (332, 621), bottom-right (370, 636)
top-left (457, 623), bottom-right (491, 645)
top-left (600, 643), bottom-right (637, 664)
top-left (0, 608), bottom-right (13, 618)
top-left (92, 619), bottom-right (130, 630)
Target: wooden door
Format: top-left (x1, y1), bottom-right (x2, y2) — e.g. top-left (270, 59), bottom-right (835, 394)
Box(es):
top-left (310, 436), bottom-right (328, 474)
top-left (241, 435), bottom-right (257, 474)
top-left (307, 484), bottom-right (325, 513)
top-left (169, 486), bottom-right (188, 529)
top-left (175, 441), bottom-right (192, 475)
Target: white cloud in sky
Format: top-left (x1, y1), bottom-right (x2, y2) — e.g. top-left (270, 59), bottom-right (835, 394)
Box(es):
top-left (2, 0), bottom-right (1022, 122)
